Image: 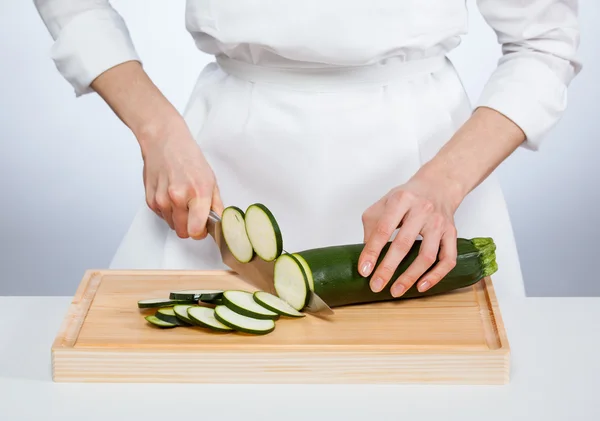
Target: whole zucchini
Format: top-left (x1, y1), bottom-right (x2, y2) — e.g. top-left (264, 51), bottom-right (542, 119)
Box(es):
top-left (291, 237), bottom-right (497, 308)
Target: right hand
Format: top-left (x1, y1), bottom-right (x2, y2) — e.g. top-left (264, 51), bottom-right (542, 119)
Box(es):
top-left (139, 118), bottom-right (224, 240)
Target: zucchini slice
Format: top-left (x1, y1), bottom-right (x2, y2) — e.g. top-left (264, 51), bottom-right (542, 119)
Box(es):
top-left (244, 203), bottom-right (283, 262)
top-left (187, 306), bottom-right (233, 332)
top-left (169, 289), bottom-right (224, 302)
top-left (214, 305), bottom-right (276, 335)
top-left (273, 253), bottom-right (310, 311)
top-left (173, 304), bottom-right (196, 325)
top-left (137, 298), bottom-right (196, 309)
top-left (292, 253), bottom-right (314, 291)
top-left (156, 307), bottom-right (191, 326)
top-left (145, 315), bottom-right (177, 328)
top-left (221, 206), bottom-right (255, 263)
top-left (222, 290), bottom-right (280, 320)
top-left (201, 296), bottom-right (224, 305)
top-left (253, 291), bottom-right (305, 318)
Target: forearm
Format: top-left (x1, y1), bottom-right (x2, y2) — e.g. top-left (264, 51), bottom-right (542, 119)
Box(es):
top-left (414, 107), bottom-right (526, 210)
top-left (90, 61), bottom-right (182, 151)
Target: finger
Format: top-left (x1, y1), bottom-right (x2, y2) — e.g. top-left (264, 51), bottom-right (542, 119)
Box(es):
top-left (416, 226), bottom-right (458, 292)
top-left (144, 170), bottom-right (160, 216)
top-left (361, 201), bottom-right (385, 243)
top-left (369, 210), bottom-right (425, 293)
top-left (169, 184), bottom-right (194, 238)
top-left (155, 175), bottom-right (174, 230)
top-left (389, 225), bottom-right (442, 297)
top-left (172, 200), bottom-right (190, 239)
top-left (359, 200), bottom-right (410, 279)
top-left (188, 195), bottom-right (211, 240)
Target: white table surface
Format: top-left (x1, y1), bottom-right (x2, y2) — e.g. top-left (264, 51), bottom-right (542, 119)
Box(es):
top-left (0, 295), bottom-right (599, 421)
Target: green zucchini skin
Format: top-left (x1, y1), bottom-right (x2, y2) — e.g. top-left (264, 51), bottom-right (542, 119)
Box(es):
top-left (296, 237), bottom-right (497, 308)
top-left (156, 307), bottom-right (191, 326)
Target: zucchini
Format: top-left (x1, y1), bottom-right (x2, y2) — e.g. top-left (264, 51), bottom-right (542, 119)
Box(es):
top-left (187, 307), bottom-right (233, 332)
top-left (145, 315), bottom-right (177, 328)
top-left (173, 304), bottom-right (196, 325)
top-left (283, 237), bottom-right (498, 308)
top-left (214, 305), bottom-right (276, 335)
top-left (156, 307), bottom-right (191, 326)
top-left (253, 291), bottom-right (305, 318)
top-left (222, 206), bottom-right (255, 263)
top-left (273, 253), bottom-right (310, 311)
top-left (222, 290), bottom-right (280, 320)
top-left (169, 289), bottom-right (223, 302)
top-left (244, 203), bottom-right (283, 261)
top-left (137, 298), bottom-right (196, 309)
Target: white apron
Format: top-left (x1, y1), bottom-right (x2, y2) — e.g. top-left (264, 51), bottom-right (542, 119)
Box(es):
top-left (109, 50), bottom-right (525, 303)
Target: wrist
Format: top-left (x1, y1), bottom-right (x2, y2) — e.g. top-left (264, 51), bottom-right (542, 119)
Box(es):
top-left (91, 61), bottom-right (187, 154)
top-left (412, 160), bottom-right (468, 213)
top-left (135, 108), bottom-right (186, 153)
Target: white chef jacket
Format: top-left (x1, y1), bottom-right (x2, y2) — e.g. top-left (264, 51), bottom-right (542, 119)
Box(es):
top-left (33, 0), bottom-right (581, 150)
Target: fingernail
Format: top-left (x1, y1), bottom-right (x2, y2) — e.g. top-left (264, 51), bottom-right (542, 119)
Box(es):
top-left (361, 261), bottom-right (373, 276)
top-left (371, 277), bottom-right (384, 292)
top-left (391, 284), bottom-right (406, 297)
top-left (418, 280), bottom-right (430, 292)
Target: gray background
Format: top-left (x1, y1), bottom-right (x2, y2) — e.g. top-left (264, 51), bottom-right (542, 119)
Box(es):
top-left (0, 1), bottom-right (597, 296)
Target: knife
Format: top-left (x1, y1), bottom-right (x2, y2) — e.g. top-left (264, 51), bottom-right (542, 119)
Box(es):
top-left (207, 210), bottom-right (334, 316)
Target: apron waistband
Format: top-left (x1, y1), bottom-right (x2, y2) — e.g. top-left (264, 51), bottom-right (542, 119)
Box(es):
top-left (215, 55), bottom-right (447, 89)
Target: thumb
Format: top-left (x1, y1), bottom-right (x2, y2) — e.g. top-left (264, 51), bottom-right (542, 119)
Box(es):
top-left (211, 182), bottom-right (225, 216)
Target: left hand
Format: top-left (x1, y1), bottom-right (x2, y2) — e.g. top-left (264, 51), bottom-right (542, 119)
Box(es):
top-left (358, 172), bottom-right (463, 297)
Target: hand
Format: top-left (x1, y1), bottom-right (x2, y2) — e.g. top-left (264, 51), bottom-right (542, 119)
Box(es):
top-left (140, 118), bottom-right (224, 240)
top-left (358, 172), bottom-right (463, 297)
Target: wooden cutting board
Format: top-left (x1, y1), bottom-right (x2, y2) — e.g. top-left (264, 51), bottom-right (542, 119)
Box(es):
top-left (52, 269), bottom-right (510, 384)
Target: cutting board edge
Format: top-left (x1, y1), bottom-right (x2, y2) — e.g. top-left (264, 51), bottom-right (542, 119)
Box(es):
top-left (52, 346), bottom-right (509, 384)
top-left (52, 269), bottom-right (102, 350)
top-left (481, 276), bottom-right (510, 353)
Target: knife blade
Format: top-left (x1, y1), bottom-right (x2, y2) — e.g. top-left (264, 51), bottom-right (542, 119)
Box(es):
top-left (207, 210), bottom-right (334, 317)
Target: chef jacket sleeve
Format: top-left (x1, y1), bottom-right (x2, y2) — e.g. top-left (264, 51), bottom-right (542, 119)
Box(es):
top-left (475, 0), bottom-right (582, 150)
top-left (33, 0), bottom-right (141, 97)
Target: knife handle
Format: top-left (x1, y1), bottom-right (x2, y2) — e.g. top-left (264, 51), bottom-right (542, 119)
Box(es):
top-left (206, 210), bottom-right (221, 241)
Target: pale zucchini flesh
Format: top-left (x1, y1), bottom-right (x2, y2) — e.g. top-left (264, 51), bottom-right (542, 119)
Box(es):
top-left (156, 307), bottom-right (190, 326)
top-left (292, 253), bottom-right (314, 291)
top-left (214, 305), bottom-right (276, 335)
top-left (244, 203), bottom-right (283, 262)
top-left (273, 253), bottom-right (310, 311)
top-left (145, 315), bottom-right (177, 328)
top-left (253, 291), bottom-right (305, 318)
top-left (222, 290), bottom-right (279, 320)
top-left (173, 304), bottom-right (196, 325)
top-left (187, 306), bottom-right (233, 332)
top-left (222, 206), bottom-right (255, 263)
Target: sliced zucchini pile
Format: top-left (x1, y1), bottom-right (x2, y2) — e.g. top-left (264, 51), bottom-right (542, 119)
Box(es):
top-left (139, 288), bottom-right (304, 335)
